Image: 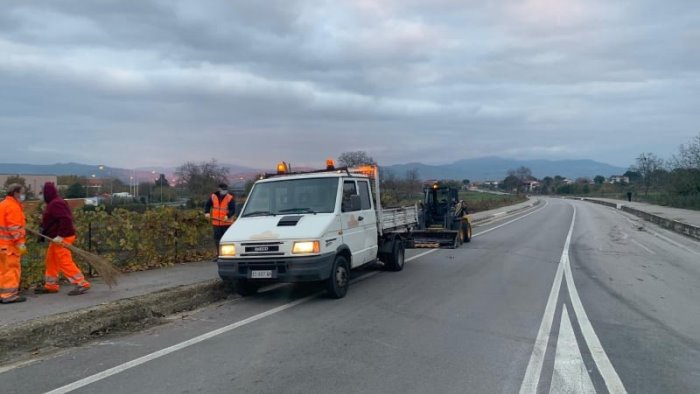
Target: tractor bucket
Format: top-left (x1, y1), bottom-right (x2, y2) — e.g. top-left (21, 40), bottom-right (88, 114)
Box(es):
top-left (410, 230), bottom-right (460, 249)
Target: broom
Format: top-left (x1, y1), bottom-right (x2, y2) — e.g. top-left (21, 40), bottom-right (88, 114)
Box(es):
top-left (26, 228), bottom-right (120, 288)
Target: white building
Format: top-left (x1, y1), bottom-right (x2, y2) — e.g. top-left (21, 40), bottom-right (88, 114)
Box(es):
top-left (608, 175), bottom-right (630, 184)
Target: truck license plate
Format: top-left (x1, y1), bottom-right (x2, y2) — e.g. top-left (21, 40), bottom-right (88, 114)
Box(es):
top-left (251, 270), bottom-right (272, 279)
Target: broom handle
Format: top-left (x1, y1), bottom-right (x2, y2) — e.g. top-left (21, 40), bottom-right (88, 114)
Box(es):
top-left (25, 228), bottom-right (66, 244)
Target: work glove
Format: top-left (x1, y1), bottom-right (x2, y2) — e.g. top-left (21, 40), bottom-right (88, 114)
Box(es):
top-left (52, 236), bottom-right (64, 244)
top-left (17, 243), bottom-right (28, 256)
top-left (204, 213), bottom-right (211, 219)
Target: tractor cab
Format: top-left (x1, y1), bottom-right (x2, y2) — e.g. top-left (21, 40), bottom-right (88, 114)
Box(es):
top-left (422, 184), bottom-right (461, 228)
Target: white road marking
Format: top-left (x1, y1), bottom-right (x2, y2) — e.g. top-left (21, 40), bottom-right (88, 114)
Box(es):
top-left (629, 238), bottom-right (655, 255)
top-left (564, 243), bottom-right (627, 394)
top-left (520, 204), bottom-right (626, 394)
top-left (519, 204), bottom-right (572, 394)
top-left (474, 200), bottom-right (548, 238)
top-left (549, 306), bottom-right (596, 394)
top-left (406, 249), bottom-right (437, 262)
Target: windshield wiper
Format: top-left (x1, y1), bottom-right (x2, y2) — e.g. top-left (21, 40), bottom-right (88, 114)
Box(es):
top-left (242, 210), bottom-right (276, 217)
top-left (278, 208), bottom-right (317, 214)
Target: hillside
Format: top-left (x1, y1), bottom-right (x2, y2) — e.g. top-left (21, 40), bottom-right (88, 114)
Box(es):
top-left (383, 157), bottom-right (626, 181)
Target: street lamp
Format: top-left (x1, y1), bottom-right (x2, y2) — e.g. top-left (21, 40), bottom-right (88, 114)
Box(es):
top-left (150, 170), bottom-right (156, 204)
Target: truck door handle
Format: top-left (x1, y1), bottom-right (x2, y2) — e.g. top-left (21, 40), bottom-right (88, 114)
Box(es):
top-left (358, 216), bottom-right (364, 221)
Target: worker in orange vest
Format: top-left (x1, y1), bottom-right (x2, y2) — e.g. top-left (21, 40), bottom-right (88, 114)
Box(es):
top-left (204, 183), bottom-right (235, 261)
top-left (34, 182), bottom-right (90, 296)
top-left (0, 184), bottom-right (28, 304)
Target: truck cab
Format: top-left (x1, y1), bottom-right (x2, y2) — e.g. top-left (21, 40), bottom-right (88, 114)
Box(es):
top-left (218, 163), bottom-right (388, 299)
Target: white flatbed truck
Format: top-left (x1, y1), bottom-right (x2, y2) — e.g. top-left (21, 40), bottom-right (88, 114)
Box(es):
top-left (217, 161), bottom-right (419, 298)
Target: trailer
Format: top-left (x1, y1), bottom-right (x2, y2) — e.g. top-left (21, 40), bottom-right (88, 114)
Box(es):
top-left (218, 160), bottom-right (425, 299)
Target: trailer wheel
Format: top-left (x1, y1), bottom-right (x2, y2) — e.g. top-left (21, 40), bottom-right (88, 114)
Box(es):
top-left (385, 240), bottom-right (405, 272)
top-left (326, 255), bottom-right (350, 299)
top-left (234, 280), bottom-right (261, 297)
top-left (463, 222), bottom-right (472, 243)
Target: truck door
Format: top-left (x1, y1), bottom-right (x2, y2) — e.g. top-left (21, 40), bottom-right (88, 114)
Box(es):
top-left (341, 180), bottom-right (366, 267)
top-left (357, 179), bottom-right (378, 264)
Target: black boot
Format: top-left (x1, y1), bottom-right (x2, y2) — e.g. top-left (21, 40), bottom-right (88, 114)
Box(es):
top-left (1, 295), bottom-right (27, 304)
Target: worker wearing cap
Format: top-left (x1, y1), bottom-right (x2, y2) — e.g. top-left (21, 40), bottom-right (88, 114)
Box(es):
top-left (35, 182), bottom-right (90, 296)
top-left (0, 184), bottom-right (28, 304)
top-left (204, 183), bottom-right (236, 260)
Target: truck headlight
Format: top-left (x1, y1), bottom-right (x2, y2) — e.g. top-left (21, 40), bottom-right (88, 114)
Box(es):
top-left (292, 241), bottom-right (320, 254)
top-left (219, 244), bottom-right (236, 257)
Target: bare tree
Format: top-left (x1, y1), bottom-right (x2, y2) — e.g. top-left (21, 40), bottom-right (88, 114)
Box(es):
top-left (337, 151), bottom-right (376, 167)
top-left (175, 159), bottom-right (230, 203)
top-left (671, 133), bottom-right (700, 169)
top-left (404, 168), bottom-right (421, 199)
top-left (634, 153), bottom-right (664, 196)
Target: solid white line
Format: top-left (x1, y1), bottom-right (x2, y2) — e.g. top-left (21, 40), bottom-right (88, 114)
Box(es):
top-left (44, 249), bottom-right (437, 394)
top-left (519, 204), bottom-right (571, 394)
top-left (474, 200), bottom-right (548, 238)
top-left (405, 249), bottom-right (437, 262)
top-left (564, 235), bottom-right (627, 393)
top-left (44, 292), bottom-right (319, 394)
top-left (548, 305), bottom-right (596, 394)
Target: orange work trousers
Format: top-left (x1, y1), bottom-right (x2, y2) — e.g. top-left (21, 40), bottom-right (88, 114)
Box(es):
top-left (0, 247), bottom-right (21, 302)
top-left (44, 236), bottom-right (90, 291)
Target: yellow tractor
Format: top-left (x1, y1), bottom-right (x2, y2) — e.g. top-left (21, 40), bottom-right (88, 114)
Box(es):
top-left (411, 183), bottom-right (472, 249)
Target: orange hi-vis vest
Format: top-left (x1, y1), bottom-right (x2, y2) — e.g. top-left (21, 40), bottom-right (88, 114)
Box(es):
top-left (211, 193), bottom-right (234, 226)
top-left (0, 196), bottom-right (26, 248)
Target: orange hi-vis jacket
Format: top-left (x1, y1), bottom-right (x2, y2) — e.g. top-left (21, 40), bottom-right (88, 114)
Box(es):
top-left (0, 196), bottom-right (26, 249)
top-left (211, 193), bottom-right (234, 226)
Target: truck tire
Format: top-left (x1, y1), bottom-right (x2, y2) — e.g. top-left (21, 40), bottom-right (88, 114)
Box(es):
top-left (385, 240), bottom-right (405, 272)
top-left (326, 255), bottom-right (350, 299)
top-left (235, 280), bottom-right (260, 297)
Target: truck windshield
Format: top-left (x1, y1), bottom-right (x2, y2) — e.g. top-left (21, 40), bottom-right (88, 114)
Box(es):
top-left (242, 177), bottom-right (338, 216)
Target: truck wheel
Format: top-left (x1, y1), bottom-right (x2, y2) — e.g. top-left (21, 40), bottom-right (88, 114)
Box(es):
top-left (463, 223), bottom-right (472, 243)
top-left (235, 280), bottom-right (260, 297)
top-left (385, 240), bottom-right (405, 272)
top-left (326, 255), bottom-right (350, 299)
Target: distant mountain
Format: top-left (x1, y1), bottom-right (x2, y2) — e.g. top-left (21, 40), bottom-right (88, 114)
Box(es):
top-left (383, 157), bottom-right (626, 181)
top-left (0, 158), bottom-right (626, 183)
top-left (0, 162), bottom-right (262, 181)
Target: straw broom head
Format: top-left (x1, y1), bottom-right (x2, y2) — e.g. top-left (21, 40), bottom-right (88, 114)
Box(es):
top-left (64, 243), bottom-right (120, 288)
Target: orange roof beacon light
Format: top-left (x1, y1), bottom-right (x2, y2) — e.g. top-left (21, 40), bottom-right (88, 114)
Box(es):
top-left (326, 158), bottom-right (335, 171)
top-left (354, 165), bottom-right (377, 178)
top-left (276, 162), bottom-right (288, 175)
top-left (432, 182), bottom-right (439, 190)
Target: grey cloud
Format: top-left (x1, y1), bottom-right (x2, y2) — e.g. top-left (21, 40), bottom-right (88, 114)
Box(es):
top-left (0, 0), bottom-right (698, 169)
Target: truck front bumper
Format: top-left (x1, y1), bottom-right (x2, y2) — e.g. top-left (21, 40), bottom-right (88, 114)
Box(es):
top-left (218, 252), bottom-right (335, 283)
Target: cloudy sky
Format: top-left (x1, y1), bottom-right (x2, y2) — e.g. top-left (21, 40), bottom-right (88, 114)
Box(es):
top-left (1, 0), bottom-right (698, 169)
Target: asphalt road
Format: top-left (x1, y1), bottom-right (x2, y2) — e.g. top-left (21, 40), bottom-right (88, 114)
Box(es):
top-left (1, 198), bottom-right (699, 394)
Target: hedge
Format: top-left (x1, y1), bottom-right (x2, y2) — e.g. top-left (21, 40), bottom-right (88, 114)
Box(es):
top-left (21, 205), bottom-right (216, 288)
